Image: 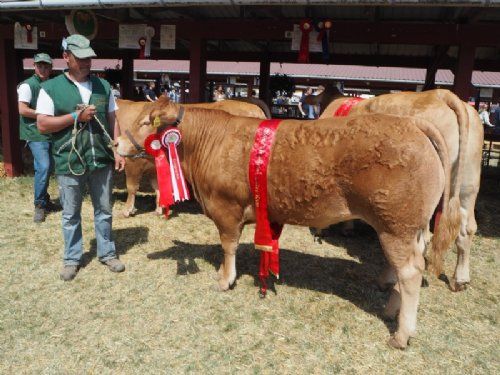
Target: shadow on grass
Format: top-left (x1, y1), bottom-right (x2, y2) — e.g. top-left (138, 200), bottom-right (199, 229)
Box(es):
top-left (82, 226), bottom-right (149, 267)
top-left (147, 239), bottom-right (396, 333)
top-left (113, 190), bottom-right (203, 218)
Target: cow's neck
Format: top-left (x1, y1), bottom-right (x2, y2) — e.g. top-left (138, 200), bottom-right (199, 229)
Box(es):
top-left (178, 108), bottom-right (231, 197)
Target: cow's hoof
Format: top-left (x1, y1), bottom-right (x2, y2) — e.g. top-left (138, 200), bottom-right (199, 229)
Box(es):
top-left (122, 208), bottom-right (137, 218)
top-left (387, 335), bottom-right (408, 350)
top-left (211, 279), bottom-right (230, 292)
top-left (450, 279), bottom-right (469, 292)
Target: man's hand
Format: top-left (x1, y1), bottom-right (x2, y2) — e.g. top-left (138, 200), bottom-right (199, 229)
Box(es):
top-left (77, 105), bottom-right (96, 122)
top-left (114, 150), bottom-right (126, 172)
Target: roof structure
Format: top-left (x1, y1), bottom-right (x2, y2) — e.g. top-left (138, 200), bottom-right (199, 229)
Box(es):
top-left (2, 2), bottom-right (500, 71)
top-left (23, 58), bottom-right (500, 88)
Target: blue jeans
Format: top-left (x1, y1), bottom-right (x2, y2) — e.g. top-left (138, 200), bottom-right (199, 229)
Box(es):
top-left (57, 165), bottom-right (117, 266)
top-left (27, 141), bottom-right (53, 208)
top-left (308, 105), bottom-right (316, 119)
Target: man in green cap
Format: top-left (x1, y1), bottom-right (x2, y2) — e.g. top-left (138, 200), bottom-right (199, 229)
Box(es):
top-left (36, 34), bottom-right (126, 281)
top-left (18, 52), bottom-right (57, 222)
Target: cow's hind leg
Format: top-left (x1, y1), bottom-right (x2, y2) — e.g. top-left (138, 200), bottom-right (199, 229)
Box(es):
top-left (451, 186), bottom-right (478, 291)
top-left (380, 233), bottom-right (425, 349)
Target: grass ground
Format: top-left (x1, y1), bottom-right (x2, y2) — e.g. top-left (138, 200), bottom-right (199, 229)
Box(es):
top-left (0, 170), bottom-right (498, 374)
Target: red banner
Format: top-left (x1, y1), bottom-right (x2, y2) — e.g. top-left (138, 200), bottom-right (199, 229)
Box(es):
top-left (333, 97), bottom-right (364, 117)
top-left (249, 119), bottom-right (284, 296)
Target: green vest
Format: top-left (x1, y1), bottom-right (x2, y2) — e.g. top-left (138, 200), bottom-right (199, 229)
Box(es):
top-left (41, 73), bottom-right (114, 175)
top-left (19, 74), bottom-right (51, 142)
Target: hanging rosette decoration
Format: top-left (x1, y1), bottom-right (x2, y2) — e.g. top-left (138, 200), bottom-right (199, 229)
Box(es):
top-left (159, 127), bottom-right (190, 203)
top-left (297, 19), bottom-right (312, 63)
top-left (315, 20), bottom-right (332, 62)
top-left (138, 37), bottom-right (147, 59)
top-left (144, 120), bottom-right (190, 217)
top-left (144, 133), bottom-right (173, 217)
top-left (25, 24), bottom-right (33, 43)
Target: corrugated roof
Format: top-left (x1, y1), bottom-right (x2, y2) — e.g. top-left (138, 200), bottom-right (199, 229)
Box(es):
top-left (24, 58), bottom-right (500, 88)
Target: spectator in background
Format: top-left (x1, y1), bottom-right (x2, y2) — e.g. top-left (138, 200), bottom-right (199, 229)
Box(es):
top-left (479, 103), bottom-right (494, 128)
top-left (298, 87), bottom-right (314, 119)
top-left (112, 83), bottom-right (121, 99)
top-left (213, 85), bottom-right (226, 102)
top-left (144, 81), bottom-right (157, 102)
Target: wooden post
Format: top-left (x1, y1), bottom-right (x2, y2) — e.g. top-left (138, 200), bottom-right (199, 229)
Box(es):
top-left (259, 59), bottom-right (271, 107)
top-left (188, 37), bottom-right (207, 103)
top-left (0, 38), bottom-right (23, 177)
top-left (120, 53), bottom-right (134, 100)
top-left (453, 44), bottom-right (476, 101)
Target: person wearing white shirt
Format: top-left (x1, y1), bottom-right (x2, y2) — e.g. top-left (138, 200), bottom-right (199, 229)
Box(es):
top-left (18, 53), bottom-right (55, 223)
top-left (36, 34), bottom-right (126, 281)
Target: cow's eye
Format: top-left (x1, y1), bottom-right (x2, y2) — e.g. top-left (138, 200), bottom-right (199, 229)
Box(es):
top-left (140, 121), bottom-right (151, 127)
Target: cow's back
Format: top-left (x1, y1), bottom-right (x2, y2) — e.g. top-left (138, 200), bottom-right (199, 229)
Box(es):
top-left (266, 114), bottom-right (445, 231)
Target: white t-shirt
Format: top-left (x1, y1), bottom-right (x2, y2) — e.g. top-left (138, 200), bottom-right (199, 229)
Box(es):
top-left (17, 83), bottom-right (32, 103)
top-left (36, 77), bottom-right (118, 116)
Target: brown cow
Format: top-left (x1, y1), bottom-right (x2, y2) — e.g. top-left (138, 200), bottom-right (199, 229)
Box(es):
top-left (117, 100), bottom-right (461, 349)
top-left (319, 89), bottom-right (483, 291)
top-left (116, 97), bottom-right (268, 217)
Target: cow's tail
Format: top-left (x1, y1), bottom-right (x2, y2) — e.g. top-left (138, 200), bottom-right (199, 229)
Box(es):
top-left (435, 89), bottom-right (469, 202)
top-left (413, 118), bottom-right (462, 276)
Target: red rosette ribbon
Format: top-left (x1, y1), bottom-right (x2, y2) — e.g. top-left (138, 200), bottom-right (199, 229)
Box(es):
top-left (144, 133), bottom-right (173, 216)
top-left (25, 24), bottom-right (33, 43)
top-left (249, 119), bottom-right (284, 297)
top-left (138, 37), bottom-right (146, 59)
top-left (298, 19), bottom-right (312, 63)
top-left (333, 97), bottom-right (364, 117)
top-left (160, 127), bottom-right (190, 203)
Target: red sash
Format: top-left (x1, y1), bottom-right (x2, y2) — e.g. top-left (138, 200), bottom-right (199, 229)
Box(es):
top-left (249, 119), bottom-right (284, 296)
top-left (334, 97), bottom-right (364, 117)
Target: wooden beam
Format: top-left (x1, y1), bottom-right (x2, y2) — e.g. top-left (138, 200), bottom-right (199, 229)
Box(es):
top-left (453, 44), bottom-right (476, 101)
top-left (2, 21), bottom-right (499, 47)
top-left (188, 37), bottom-right (207, 103)
top-left (0, 38), bottom-right (23, 177)
top-left (120, 51), bottom-right (134, 100)
top-left (259, 59), bottom-right (271, 107)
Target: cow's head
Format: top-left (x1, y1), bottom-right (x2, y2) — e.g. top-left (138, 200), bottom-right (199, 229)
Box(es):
top-left (149, 98), bottom-right (183, 131)
top-left (115, 97), bottom-right (172, 157)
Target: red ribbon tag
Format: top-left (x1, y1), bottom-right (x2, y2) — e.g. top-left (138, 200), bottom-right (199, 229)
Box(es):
top-left (298, 20), bottom-right (312, 63)
top-left (138, 37), bottom-right (146, 59)
top-left (145, 134), bottom-right (173, 217)
top-left (25, 24), bottom-right (33, 43)
top-left (249, 119), bottom-right (284, 296)
top-left (334, 97), bottom-right (364, 117)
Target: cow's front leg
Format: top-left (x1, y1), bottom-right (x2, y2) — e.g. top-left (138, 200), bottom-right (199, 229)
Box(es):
top-left (215, 232), bottom-right (240, 291)
top-left (123, 181), bottom-right (138, 217)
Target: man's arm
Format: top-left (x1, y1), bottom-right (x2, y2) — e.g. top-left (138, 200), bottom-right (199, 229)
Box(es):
top-left (37, 107), bottom-right (95, 134)
top-left (18, 101), bottom-right (37, 119)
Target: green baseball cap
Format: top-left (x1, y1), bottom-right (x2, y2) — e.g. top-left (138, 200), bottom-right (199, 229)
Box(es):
top-left (33, 53), bottom-right (52, 64)
top-left (63, 34), bottom-right (96, 59)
